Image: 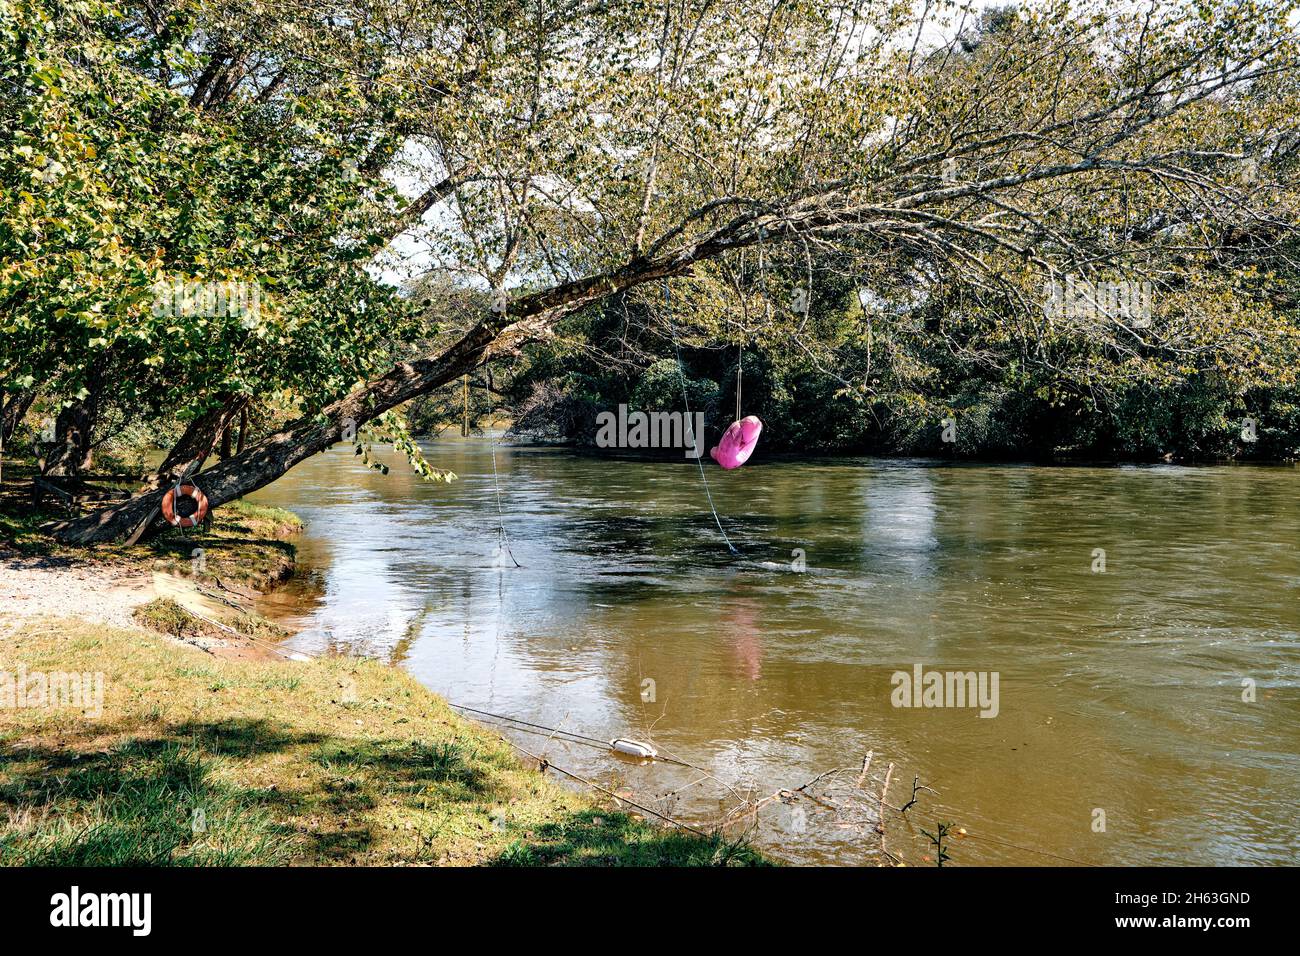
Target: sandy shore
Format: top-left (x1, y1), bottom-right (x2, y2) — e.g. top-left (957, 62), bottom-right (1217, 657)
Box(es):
top-left (0, 555), bottom-right (281, 661)
top-left (0, 555), bottom-right (152, 636)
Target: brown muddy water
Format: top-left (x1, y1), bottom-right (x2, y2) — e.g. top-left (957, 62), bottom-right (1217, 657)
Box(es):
top-left (249, 439), bottom-right (1300, 865)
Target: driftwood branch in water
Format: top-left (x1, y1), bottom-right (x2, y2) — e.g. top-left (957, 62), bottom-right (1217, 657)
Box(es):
top-left (899, 775), bottom-right (937, 814)
top-left (878, 762), bottom-right (896, 864)
top-left (712, 748), bottom-right (941, 866)
top-left (855, 750), bottom-right (874, 790)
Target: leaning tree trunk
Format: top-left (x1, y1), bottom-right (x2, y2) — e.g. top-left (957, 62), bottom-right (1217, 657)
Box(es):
top-left (143, 395), bottom-right (245, 491)
top-left (1, 389), bottom-right (36, 445)
top-left (50, 314), bottom-right (506, 544)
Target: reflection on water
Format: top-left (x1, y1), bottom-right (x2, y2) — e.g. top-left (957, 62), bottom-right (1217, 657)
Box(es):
top-left (250, 439), bottom-right (1300, 865)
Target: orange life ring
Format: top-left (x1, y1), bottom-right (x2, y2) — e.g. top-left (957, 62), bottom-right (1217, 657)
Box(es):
top-left (161, 483), bottom-right (209, 529)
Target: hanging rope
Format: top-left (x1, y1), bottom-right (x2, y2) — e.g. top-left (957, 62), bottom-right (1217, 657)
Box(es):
top-left (489, 437), bottom-right (521, 568)
top-left (663, 280), bottom-right (739, 555)
top-left (735, 345), bottom-right (742, 423)
top-left (736, 250), bottom-right (750, 427)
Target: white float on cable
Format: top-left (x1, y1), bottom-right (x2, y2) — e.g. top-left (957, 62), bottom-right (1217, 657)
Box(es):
top-left (610, 738), bottom-right (657, 759)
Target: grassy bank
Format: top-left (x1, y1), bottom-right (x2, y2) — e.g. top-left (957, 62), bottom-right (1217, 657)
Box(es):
top-left (0, 622), bottom-right (761, 865)
top-left (0, 475), bottom-right (762, 866)
top-left (0, 462), bottom-right (301, 592)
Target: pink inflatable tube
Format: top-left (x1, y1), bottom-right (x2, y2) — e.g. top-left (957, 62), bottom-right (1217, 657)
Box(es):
top-left (710, 415), bottom-right (763, 469)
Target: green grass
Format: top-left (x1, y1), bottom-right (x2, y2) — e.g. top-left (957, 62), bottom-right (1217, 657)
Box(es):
top-left (130, 499), bottom-right (303, 591)
top-left (131, 596), bottom-right (289, 647)
top-left (492, 811), bottom-right (766, 866)
top-left (0, 622), bottom-right (767, 866)
top-left (1, 742), bottom-right (286, 866)
top-left (132, 598), bottom-right (226, 641)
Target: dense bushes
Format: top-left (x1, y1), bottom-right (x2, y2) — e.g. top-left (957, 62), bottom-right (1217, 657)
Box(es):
top-left (501, 287), bottom-right (1300, 464)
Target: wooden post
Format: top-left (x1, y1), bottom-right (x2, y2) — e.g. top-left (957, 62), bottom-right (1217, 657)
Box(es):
top-left (462, 374), bottom-right (469, 437)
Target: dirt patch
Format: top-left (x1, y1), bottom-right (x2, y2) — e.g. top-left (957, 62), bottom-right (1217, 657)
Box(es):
top-left (0, 556), bottom-right (151, 635)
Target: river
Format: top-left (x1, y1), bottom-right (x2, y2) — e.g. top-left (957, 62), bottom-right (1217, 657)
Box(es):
top-left (248, 438), bottom-right (1300, 865)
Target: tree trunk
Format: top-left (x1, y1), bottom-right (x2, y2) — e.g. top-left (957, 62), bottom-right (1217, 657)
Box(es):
top-left (143, 396), bottom-right (245, 492)
top-left (1, 389), bottom-right (36, 445)
top-left (41, 394), bottom-right (100, 477)
top-left (236, 407), bottom-right (248, 453)
top-left (52, 310), bottom-right (513, 544)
